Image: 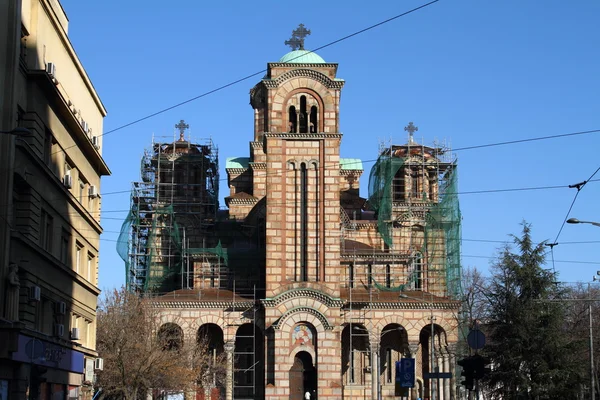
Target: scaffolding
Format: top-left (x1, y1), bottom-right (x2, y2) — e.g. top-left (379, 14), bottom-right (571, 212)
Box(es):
top-left (364, 137), bottom-right (462, 299)
top-left (117, 132), bottom-right (223, 293)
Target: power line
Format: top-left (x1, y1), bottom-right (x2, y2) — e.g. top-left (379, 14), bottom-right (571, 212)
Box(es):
top-left (51, 0), bottom-right (441, 157)
top-left (553, 165), bottom-right (600, 243)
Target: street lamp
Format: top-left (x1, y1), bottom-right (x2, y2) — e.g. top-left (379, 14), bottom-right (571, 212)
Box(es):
top-left (567, 218), bottom-right (600, 228)
top-left (567, 218), bottom-right (599, 400)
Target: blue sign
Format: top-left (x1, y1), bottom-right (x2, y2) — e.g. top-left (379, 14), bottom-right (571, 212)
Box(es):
top-left (396, 358), bottom-right (415, 388)
top-left (12, 335), bottom-right (84, 373)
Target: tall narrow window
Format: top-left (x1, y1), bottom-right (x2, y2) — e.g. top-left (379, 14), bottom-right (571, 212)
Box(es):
top-left (299, 96), bottom-right (308, 133)
top-left (349, 263), bottom-right (354, 288)
top-left (367, 263), bottom-right (373, 288)
top-left (385, 264), bottom-right (391, 288)
top-left (288, 106), bottom-right (297, 133)
top-left (87, 253), bottom-right (94, 283)
top-left (79, 179), bottom-right (85, 203)
top-left (60, 230), bottom-right (70, 265)
top-left (310, 106), bottom-right (318, 133)
top-left (75, 243), bottom-right (82, 274)
top-left (393, 170), bottom-right (405, 201)
top-left (411, 170), bottom-right (419, 198)
top-left (412, 252), bottom-right (423, 290)
top-left (300, 163), bottom-right (308, 281)
top-left (40, 209), bottom-right (53, 252)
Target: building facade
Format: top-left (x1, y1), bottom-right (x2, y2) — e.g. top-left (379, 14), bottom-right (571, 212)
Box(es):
top-left (0, 0), bottom-right (110, 398)
top-left (123, 39), bottom-right (462, 399)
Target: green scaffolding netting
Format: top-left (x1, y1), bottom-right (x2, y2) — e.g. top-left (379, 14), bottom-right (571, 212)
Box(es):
top-left (367, 151), bottom-right (462, 298)
top-left (117, 200), bottom-right (228, 293)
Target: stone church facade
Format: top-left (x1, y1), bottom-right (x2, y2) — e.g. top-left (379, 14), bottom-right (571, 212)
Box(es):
top-left (134, 42), bottom-right (461, 400)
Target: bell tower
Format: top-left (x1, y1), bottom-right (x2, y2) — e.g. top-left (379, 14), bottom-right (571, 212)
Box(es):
top-left (249, 28), bottom-right (345, 298)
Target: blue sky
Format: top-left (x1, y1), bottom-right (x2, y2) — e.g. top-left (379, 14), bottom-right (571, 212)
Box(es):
top-left (59, 0), bottom-right (600, 290)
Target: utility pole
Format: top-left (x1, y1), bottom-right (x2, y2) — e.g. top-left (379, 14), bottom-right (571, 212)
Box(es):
top-left (590, 287), bottom-right (596, 400)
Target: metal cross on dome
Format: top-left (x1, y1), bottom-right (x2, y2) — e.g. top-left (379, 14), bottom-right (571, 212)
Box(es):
top-left (285, 24), bottom-right (311, 51)
top-left (175, 119), bottom-right (189, 141)
top-left (404, 121), bottom-right (418, 141)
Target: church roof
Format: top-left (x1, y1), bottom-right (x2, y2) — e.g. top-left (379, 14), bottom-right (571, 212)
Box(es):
top-left (340, 158), bottom-right (363, 171)
top-left (225, 157), bottom-right (250, 169)
top-left (278, 49), bottom-right (326, 64)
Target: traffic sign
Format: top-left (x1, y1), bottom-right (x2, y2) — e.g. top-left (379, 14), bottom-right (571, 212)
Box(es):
top-left (467, 329), bottom-right (486, 350)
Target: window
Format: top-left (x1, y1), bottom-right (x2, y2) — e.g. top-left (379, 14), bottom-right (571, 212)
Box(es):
top-left (75, 243), bottom-right (83, 274)
top-left (385, 264), bottom-right (391, 288)
top-left (60, 230), bottom-right (70, 265)
top-left (412, 252), bottom-right (423, 290)
top-left (367, 263), bottom-right (373, 288)
top-left (411, 171), bottom-right (419, 198)
top-left (87, 253), bottom-right (94, 283)
top-left (40, 209), bottom-right (53, 252)
top-left (78, 179), bottom-right (85, 203)
top-left (348, 263), bottom-right (354, 288)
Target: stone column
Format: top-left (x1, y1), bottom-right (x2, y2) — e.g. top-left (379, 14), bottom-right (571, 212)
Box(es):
top-left (371, 336), bottom-right (380, 400)
top-left (437, 352), bottom-right (444, 400)
top-left (224, 342), bottom-right (235, 400)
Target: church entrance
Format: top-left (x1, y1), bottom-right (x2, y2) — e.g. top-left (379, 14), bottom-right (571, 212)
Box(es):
top-left (289, 351), bottom-right (317, 400)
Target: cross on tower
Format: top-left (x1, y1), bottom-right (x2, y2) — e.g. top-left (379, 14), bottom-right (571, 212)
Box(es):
top-left (284, 24), bottom-right (311, 51)
top-left (404, 121), bottom-right (418, 142)
top-left (175, 119), bottom-right (189, 141)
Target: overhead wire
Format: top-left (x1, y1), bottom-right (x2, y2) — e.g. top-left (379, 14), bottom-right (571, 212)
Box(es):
top-left (50, 0), bottom-right (442, 157)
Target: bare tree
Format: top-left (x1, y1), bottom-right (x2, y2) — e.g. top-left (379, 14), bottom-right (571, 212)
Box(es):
top-left (96, 287), bottom-right (226, 399)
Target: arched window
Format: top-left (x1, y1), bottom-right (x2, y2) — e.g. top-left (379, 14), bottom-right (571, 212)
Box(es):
top-left (412, 252), bottom-right (423, 290)
top-left (411, 170), bottom-right (419, 198)
top-left (310, 106), bottom-right (318, 133)
top-left (300, 163), bottom-right (308, 281)
top-left (158, 323), bottom-right (183, 351)
top-left (289, 106), bottom-right (297, 133)
top-left (385, 264), bottom-right (391, 288)
top-left (299, 96), bottom-right (308, 133)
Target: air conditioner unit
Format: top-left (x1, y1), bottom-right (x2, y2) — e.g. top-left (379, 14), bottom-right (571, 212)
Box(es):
top-left (71, 327), bottom-right (80, 340)
top-left (30, 285), bottom-right (41, 302)
top-left (81, 121), bottom-right (89, 135)
top-left (56, 301), bottom-right (66, 315)
top-left (92, 136), bottom-right (100, 150)
top-left (46, 62), bottom-right (56, 78)
top-left (94, 358), bottom-right (104, 371)
top-left (63, 173), bottom-right (72, 189)
top-left (54, 323), bottom-right (65, 338)
top-left (88, 185), bottom-right (99, 199)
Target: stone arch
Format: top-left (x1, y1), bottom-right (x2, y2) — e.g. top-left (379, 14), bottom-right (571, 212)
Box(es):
top-left (412, 315), bottom-right (454, 335)
top-left (288, 342), bottom-right (317, 371)
top-left (275, 307), bottom-right (331, 332)
top-left (281, 88), bottom-right (325, 133)
top-left (189, 314), bottom-right (228, 339)
top-left (157, 313), bottom-right (191, 341)
top-left (375, 315), bottom-right (411, 333)
top-left (274, 69), bottom-right (337, 88)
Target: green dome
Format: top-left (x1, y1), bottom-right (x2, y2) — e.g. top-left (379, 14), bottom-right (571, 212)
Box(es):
top-left (278, 50), bottom-right (325, 64)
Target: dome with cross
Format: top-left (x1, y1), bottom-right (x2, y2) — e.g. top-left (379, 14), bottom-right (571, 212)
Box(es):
top-left (278, 49), bottom-right (325, 64)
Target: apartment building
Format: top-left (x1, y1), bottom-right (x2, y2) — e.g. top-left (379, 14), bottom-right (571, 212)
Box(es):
top-left (0, 0), bottom-right (110, 398)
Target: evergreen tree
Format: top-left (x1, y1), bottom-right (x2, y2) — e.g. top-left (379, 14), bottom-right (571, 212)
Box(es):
top-left (483, 222), bottom-right (584, 399)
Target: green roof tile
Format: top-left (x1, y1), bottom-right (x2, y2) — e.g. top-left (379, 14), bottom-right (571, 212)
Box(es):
top-left (225, 157), bottom-right (249, 169)
top-left (340, 158), bottom-right (363, 171)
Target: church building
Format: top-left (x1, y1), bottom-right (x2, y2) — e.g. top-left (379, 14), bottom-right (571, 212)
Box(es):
top-left (122, 25), bottom-right (462, 400)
